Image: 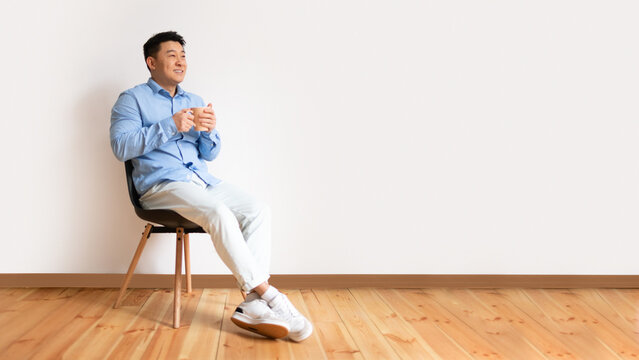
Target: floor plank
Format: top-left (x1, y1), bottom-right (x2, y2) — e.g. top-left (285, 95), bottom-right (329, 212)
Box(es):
top-left (3, 289), bottom-right (107, 360)
top-left (541, 289), bottom-right (639, 359)
top-left (0, 288), bottom-right (36, 309)
top-left (178, 288), bottom-right (228, 360)
top-left (28, 289), bottom-right (118, 359)
top-left (350, 288), bottom-right (439, 359)
top-left (614, 290), bottom-right (639, 330)
top-left (376, 288), bottom-right (472, 359)
top-left (584, 289), bottom-right (639, 338)
top-left (427, 289), bottom-right (546, 359)
top-left (0, 287), bottom-right (636, 359)
top-left (106, 289), bottom-right (174, 360)
top-left (472, 289), bottom-right (578, 359)
top-left (502, 289), bottom-right (622, 359)
top-left (0, 288), bottom-right (80, 353)
top-left (139, 289), bottom-right (204, 359)
top-left (302, 289), bottom-right (363, 359)
top-left (399, 289), bottom-right (504, 359)
top-left (62, 290), bottom-right (143, 359)
top-left (119, 288), bottom-right (154, 307)
top-left (326, 289), bottom-right (400, 359)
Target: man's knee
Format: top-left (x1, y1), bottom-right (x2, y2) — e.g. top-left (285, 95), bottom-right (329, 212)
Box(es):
top-left (252, 201), bottom-right (271, 221)
top-left (237, 200), bottom-right (271, 227)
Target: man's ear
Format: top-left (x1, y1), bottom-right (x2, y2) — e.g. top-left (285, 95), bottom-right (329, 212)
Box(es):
top-left (146, 56), bottom-right (156, 71)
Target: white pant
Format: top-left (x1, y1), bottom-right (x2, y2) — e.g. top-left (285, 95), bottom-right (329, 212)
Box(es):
top-left (139, 179), bottom-right (271, 292)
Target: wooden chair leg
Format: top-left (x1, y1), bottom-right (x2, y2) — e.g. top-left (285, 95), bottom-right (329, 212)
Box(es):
top-left (114, 224), bottom-right (153, 308)
top-left (174, 227), bottom-right (184, 328)
top-left (184, 233), bottom-right (192, 293)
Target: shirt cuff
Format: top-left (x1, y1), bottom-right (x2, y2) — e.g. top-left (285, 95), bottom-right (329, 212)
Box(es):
top-left (159, 116), bottom-right (178, 138)
top-left (201, 129), bottom-right (219, 140)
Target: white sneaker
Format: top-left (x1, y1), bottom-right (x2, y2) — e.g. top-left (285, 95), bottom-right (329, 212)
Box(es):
top-left (231, 292), bottom-right (290, 339)
top-left (268, 293), bottom-right (313, 342)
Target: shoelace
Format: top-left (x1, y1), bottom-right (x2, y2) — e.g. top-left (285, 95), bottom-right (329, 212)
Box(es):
top-left (262, 302), bottom-right (284, 319)
top-left (273, 295), bottom-right (301, 319)
top-left (245, 295), bottom-right (278, 318)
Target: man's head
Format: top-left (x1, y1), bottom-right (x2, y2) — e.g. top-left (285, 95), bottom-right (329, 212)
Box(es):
top-left (143, 31), bottom-right (187, 87)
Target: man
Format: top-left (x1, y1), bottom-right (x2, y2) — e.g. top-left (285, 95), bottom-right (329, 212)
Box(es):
top-left (110, 31), bottom-right (312, 342)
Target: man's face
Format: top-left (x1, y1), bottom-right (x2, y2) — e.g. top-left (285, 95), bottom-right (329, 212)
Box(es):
top-left (147, 41), bottom-right (187, 86)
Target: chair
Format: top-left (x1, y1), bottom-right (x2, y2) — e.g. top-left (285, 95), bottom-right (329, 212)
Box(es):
top-left (114, 160), bottom-right (206, 328)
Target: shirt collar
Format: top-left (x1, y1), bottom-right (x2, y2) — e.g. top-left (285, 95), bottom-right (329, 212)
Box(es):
top-left (147, 78), bottom-right (185, 97)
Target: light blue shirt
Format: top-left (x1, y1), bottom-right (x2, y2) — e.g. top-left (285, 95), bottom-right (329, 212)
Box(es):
top-left (110, 78), bottom-right (221, 195)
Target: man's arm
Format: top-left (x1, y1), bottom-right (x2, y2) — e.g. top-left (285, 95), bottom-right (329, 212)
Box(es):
top-left (109, 92), bottom-right (179, 162)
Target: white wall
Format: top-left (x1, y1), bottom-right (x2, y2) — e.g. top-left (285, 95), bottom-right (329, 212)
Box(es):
top-left (1, 0), bottom-right (637, 275)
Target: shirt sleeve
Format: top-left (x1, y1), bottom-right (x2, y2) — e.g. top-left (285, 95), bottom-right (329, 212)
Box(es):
top-left (110, 92), bottom-right (178, 161)
top-left (198, 129), bottom-right (221, 161)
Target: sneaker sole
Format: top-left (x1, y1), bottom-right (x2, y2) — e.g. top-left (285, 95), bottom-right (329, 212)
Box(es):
top-left (231, 313), bottom-right (289, 339)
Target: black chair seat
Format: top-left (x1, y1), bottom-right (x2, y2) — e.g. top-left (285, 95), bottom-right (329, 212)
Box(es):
top-left (125, 160), bottom-right (205, 232)
top-left (133, 208), bottom-right (204, 230)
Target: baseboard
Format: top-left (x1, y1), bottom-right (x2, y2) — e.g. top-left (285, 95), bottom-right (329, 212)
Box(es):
top-left (1, 274), bottom-right (639, 288)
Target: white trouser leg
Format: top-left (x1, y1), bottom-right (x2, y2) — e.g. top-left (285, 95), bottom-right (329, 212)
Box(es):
top-left (205, 182), bottom-right (272, 274)
top-left (139, 180), bottom-right (271, 292)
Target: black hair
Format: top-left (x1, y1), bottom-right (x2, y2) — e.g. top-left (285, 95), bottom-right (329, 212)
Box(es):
top-left (143, 31), bottom-right (186, 71)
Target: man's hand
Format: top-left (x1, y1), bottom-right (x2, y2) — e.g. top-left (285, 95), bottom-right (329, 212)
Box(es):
top-left (197, 103), bottom-right (217, 132)
top-left (173, 108), bottom-right (195, 132)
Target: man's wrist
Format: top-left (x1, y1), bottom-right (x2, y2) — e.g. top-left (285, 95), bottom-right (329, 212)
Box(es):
top-left (160, 116), bottom-right (179, 137)
top-left (202, 128), bottom-right (217, 136)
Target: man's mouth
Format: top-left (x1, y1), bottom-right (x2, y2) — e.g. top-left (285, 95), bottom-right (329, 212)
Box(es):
top-left (174, 70), bottom-right (184, 74)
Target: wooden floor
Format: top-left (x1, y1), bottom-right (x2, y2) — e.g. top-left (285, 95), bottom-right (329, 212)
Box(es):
top-left (1, 288), bottom-right (639, 359)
